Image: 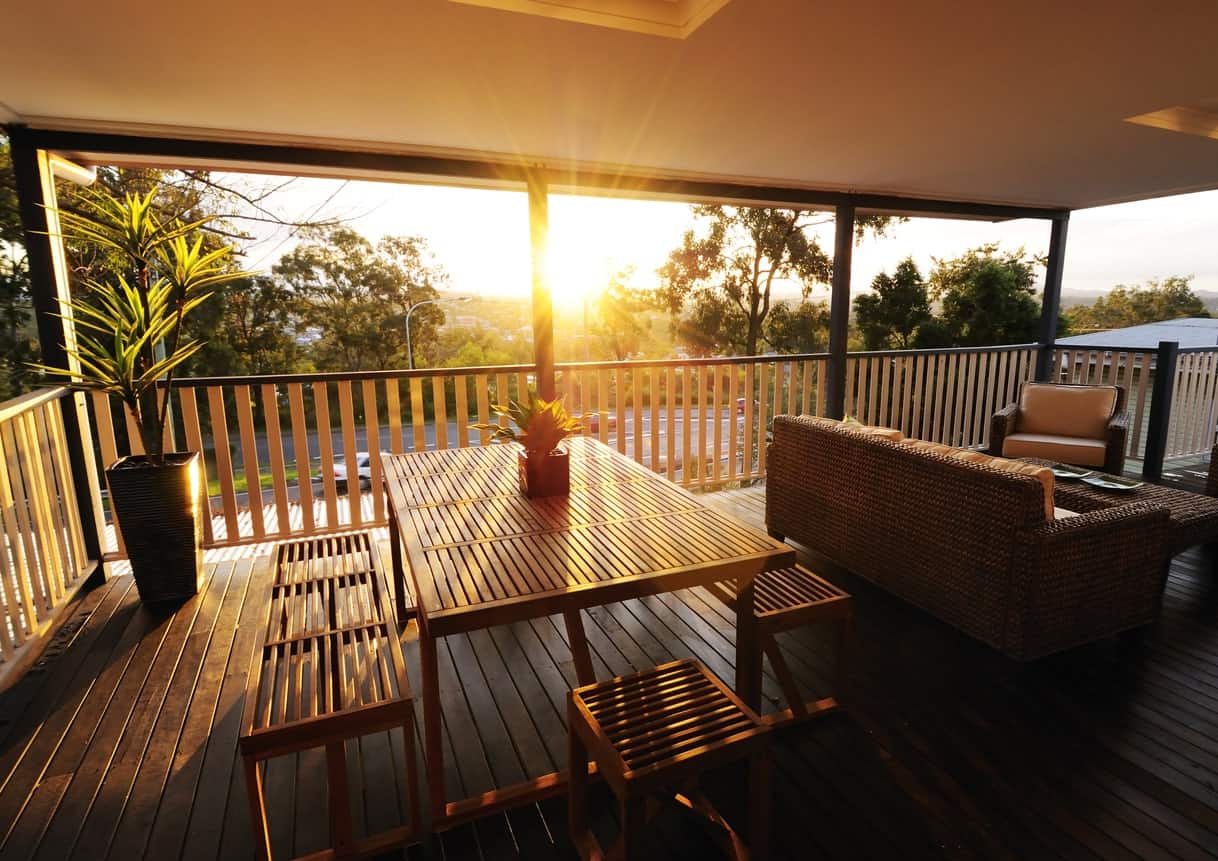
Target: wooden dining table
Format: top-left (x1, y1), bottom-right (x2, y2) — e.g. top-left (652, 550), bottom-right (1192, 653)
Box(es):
top-left (382, 436), bottom-right (794, 830)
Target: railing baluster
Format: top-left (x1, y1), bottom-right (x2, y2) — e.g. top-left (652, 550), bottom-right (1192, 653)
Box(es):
top-left (262, 383), bottom-right (292, 536)
top-left (29, 409), bottom-right (71, 601)
top-left (666, 367), bottom-right (677, 482)
top-left (431, 377), bottom-right (448, 450)
top-left (631, 368), bottom-right (643, 463)
top-left (287, 384), bottom-right (315, 534)
top-left (337, 380), bottom-right (362, 527)
top-left (727, 364), bottom-right (739, 481)
top-left (742, 364), bottom-right (754, 478)
top-left (234, 384), bottom-right (266, 540)
top-left (409, 379), bottom-right (427, 452)
top-left (43, 402), bottom-right (86, 577)
top-left (362, 379), bottom-right (386, 523)
top-left (313, 382), bottom-right (340, 530)
top-left (681, 366), bottom-right (693, 485)
top-left (756, 362), bottom-right (769, 477)
top-left (476, 375), bottom-right (491, 444)
top-left (205, 386), bottom-right (241, 542)
top-left (0, 424), bottom-right (37, 635)
top-left (454, 376), bottom-right (469, 448)
top-left (597, 369), bottom-right (611, 446)
top-left (386, 379), bottom-right (404, 454)
top-left (648, 368), bottom-right (660, 472)
top-left (178, 388), bottom-right (215, 546)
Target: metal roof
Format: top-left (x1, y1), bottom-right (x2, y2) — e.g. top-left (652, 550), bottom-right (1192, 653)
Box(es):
top-left (1058, 317), bottom-right (1218, 349)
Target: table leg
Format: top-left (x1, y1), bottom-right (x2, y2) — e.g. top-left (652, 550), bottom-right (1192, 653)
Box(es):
top-left (388, 499), bottom-right (408, 621)
top-left (735, 576), bottom-right (762, 712)
top-left (563, 609), bottom-right (597, 686)
top-left (419, 628), bottom-right (446, 825)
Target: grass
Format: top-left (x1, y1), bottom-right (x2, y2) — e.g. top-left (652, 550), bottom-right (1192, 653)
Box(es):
top-left (206, 465), bottom-right (303, 498)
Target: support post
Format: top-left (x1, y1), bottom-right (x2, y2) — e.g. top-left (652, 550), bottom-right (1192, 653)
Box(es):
top-left (825, 205), bottom-right (854, 420)
top-left (527, 172), bottom-right (555, 401)
top-left (1142, 340), bottom-right (1179, 483)
top-left (8, 131), bottom-right (106, 567)
top-left (1035, 215), bottom-right (1070, 381)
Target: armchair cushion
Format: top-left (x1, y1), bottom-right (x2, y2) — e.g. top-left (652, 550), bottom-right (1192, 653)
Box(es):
top-left (1002, 432), bottom-right (1107, 467)
top-left (1018, 383), bottom-right (1118, 439)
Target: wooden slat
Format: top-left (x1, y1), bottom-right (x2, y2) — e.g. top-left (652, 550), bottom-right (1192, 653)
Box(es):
top-left (286, 384), bottom-right (315, 534)
top-left (756, 362), bottom-right (769, 477)
top-left (433, 376), bottom-right (449, 451)
top-left (313, 382), bottom-right (340, 530)
top-left (233, 385), bottom-right (266, 540)
top-left (205, 386), bottom-right (241, 542)
top-left (178, 388), bottom-right (215, 546)
top-left (727, 365), bottom-right (739, 481)
top-left (454, 376), bottom-right (470, 449)
top-left (409, 379), bottom-right (427, 453)
top-left (362, 380), bottom-right (386, 523)
top-left (386, 379), bottom-right (404, 455)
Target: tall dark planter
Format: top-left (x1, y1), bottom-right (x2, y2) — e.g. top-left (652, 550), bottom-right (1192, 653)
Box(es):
top-left (106, 451), bottom-right (204, 603)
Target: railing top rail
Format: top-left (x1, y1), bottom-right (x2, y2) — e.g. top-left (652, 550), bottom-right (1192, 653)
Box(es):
top-left (1175, 345), bottom-right (1218, 355)
top-left (848, 343), bottom-right (1039, 359)
top-left (0, 386), bottom-right (66, 424)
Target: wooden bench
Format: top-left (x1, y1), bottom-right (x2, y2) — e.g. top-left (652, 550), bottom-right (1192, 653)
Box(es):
top-left (568, 659), bottom-right (771, 860)
top-left (240, 533), bottom-right (420, 860)
top-left (706, 564), bottom-right (852, 727)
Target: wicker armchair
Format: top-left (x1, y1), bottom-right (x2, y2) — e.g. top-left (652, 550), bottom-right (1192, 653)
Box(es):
top-left (989, 382), bottom-right (1129, 475)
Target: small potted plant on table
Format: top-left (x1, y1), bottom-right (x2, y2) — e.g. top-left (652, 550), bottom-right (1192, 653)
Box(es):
top-left (35, 189), bottom-right (247, 602)
top-left (475, 395), bottom-right (585, 498)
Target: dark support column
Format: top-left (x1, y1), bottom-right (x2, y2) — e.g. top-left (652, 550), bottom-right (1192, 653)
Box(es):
top-left (825, 205), bottom-right (854, 420)
top-left (1035, 215), bottom-right (1070, 381)
top-left (9, 134), bottom-right (105, 566)
top-left (527, 172), bottom-right (555, 401)
top-left (1142, 340), bottom-right (1179, 483)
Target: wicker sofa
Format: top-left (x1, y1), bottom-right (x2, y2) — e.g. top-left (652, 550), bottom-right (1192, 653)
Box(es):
top-left (765, 415), bottom-right (1171, 660)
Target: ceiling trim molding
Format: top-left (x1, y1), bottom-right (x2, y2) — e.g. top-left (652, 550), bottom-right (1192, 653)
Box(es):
top-left (5, 123), bottom-right (1069, 222)
top-left (447, 0), bottom-right (731, 38)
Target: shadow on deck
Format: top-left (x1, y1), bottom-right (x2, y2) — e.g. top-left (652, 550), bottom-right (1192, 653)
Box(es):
top-left (4, 485), bottom-right (1218, 860)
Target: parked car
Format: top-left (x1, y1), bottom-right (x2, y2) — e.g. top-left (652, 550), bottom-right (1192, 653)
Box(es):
top-left (332, 451), bottom-right (374, 492)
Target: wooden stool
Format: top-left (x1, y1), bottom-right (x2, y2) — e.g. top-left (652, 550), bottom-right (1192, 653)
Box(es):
top-left (240, 533), bottom-right (420, 860)
top-left (568, 659), bottom-right (771, 860)
top-left (706, 565), bottom-right (852, 727)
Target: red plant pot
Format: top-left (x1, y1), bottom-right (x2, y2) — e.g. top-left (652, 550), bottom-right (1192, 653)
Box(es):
top-left (517, 449), bottom-right (570, 498)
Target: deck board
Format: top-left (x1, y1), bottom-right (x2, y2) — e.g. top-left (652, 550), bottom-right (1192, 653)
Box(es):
top-left (3, 484), bottom-right (1218, 859)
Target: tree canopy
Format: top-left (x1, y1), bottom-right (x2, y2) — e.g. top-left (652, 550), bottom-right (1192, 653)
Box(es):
top-left (658, 205), bottom-right (898, 356)
top-left (929, 244), bottom-right (1043, 346)
top-left (853, 258), bottom-right (933, 349)
top-left (273, 229), bottom-right (448, 370)
top-left (1066, 276), bottom-right (1209, 332)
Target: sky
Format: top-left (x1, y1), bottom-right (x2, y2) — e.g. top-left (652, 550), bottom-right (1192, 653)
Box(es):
top-left (230, 173), bottom-right (1218, 311)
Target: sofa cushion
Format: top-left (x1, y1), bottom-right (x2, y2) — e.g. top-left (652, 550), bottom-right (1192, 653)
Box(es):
top-left (1002, 432), bottom-right (1107, 468)
top-left (898, 439), bottom-right (1056, 519)
top-left (841, 416), bottom-right (903, 441)
top-left (1018, 383), bottom-right (1117, 439)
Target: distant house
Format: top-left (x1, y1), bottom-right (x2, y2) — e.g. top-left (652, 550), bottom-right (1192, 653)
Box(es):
top-left (1059, 317), bottom-right (1218, 350)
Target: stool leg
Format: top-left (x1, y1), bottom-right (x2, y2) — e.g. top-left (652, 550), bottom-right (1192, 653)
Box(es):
top-left (402, 713), bottom-right (422, 840)
top-left (748, 750), bottom-right (772, 861)
top-left (835, 611), bottom-right (853, 705)
top-left (243, 755), bottom-right (272, 861)
top-left (568, 696), bottom-right (597, 861)
top-left (326, 741), bottom-right (355, 856)
top-left (616, 796), bottom-right (647, 860)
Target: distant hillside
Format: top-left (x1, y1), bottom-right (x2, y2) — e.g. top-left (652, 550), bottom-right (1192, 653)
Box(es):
top-left (1061, 288), bottom-right (1218, 314)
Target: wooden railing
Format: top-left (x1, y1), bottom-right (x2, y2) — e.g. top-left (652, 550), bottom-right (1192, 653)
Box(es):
top-left (844, 344), bottom-right (1039, 449)
top-left (81, 344), bottom-right (1065, 551)
top-left (0, 388), bottom-right (96, 685)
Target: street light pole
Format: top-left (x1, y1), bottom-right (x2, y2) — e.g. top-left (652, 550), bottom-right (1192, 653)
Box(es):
top-left (404, 295), bottom-right (471, 369)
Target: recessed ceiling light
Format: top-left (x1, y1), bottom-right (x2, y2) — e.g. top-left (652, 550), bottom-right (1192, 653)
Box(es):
top-left (448, 0), bottom-right (732, 38)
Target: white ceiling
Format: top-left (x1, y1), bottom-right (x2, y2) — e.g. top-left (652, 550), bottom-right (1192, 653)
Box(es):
top-left (3, 0), bottom-right (1217, 210)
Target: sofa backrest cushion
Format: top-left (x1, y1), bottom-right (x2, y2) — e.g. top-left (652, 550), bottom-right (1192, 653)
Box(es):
top-left (1018, 383), bottom-right (1117, 440)
top-left (899, 439), bottom-right (1056, 519)
top-left (840, 416), bottom-right (904, 441)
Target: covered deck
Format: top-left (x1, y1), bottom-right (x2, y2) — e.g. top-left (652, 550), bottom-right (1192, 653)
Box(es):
top-left (2, 485), bottom-right (1216, 860)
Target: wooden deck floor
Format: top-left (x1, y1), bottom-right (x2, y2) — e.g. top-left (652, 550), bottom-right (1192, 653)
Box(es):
top-left (4, 485), bottom-right (1218, 860)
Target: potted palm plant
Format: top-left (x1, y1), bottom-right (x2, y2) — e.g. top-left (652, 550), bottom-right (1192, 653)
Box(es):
top-left (34, 189), bottom-right (247, 602)
top-left (474, 395), bottom-right (585, 497)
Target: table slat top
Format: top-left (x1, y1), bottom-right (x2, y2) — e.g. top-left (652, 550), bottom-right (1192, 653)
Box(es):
top-left (383, 438), bottom-right (793, 632)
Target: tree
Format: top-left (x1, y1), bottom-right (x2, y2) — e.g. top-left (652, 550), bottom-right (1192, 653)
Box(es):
top-left (0, 137), bottom-right (37, 399)
top-left (764, 300), bottom-right (831, 353)
top-left (853, 258), bottom-right (933, 349)
top-left (590, 269), bottom-right (652, 360)
top-left (930, 244), bottom-right (1043, 346)
top-left (657, 205), bottom-right (898, 356)
top-left (189, 275), bottom-right (306, 376)
top-left (1067, 276), bottom-right (1209, 332)
top-left (274, 229), bottom-right (448, 371)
